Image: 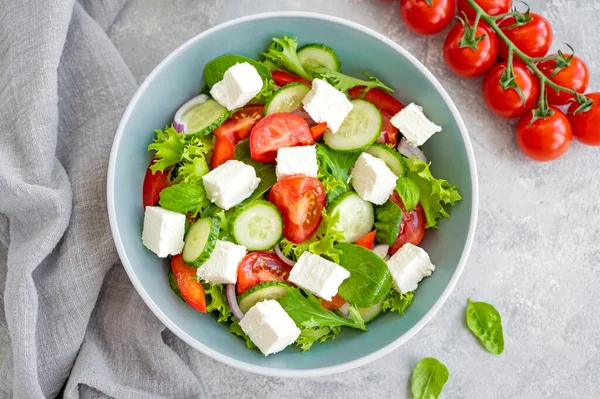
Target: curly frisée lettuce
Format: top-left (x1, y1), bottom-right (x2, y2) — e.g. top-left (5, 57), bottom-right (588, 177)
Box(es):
top-left (312, 68), bottom-right (393, 94)
top-left (148, 125), bottom-right (186, 173)
top-left (315, 143), bottom-right (360, 203)
top-left (261, 36), bottom-right (312, 80)
top-left (203, 282), bottom-right (232, 323)
top-left (382, 290), bottom-right (414, 315)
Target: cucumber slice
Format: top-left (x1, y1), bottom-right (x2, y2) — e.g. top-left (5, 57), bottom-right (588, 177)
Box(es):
top-left (264, 83), bottom-right (311, 115)
top-left (182, 217), bottom-right (219, 267)
top-left (329, 192), bottom-right (374, 243)
top-left (365, 143), bottom-right (408, 176)
top-left (237, 281), bottom-right (290, 313)
top-left (297, 43), bottom-right (341, 72)
top-left (231, 200), bottom-right (283, 250)
top-left (335, 300), bottom-right (384, 323)
top-left (175, 98), bottom-right (228, 136)
top-left (324, 99), bottom-right (382, 152)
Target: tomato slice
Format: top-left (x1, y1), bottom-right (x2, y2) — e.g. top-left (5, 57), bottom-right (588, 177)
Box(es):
top-left (310, 122), bottom-right (328, 141)
top-left (355, 230), bottom-right (376, 249)
top-left (142, 160), bottom-right (170, 207)
top-left (269, 176), bottom-right (326, 244)
top-left (272, 70), bottom-right (312, 87)
top-left (171, 254), bottom-right (207, 312)
top-left (237, 251), bottom-right (293, 295)
top-left (388, 191), bottom-right (426, 255)
top-left (210, 136), bottom-right (235, 170)
top-left (321, 294), bottom-right (346, 311)
top-left (348, 86), bottom-right (404, 116)
top-left (249, 113), bottom-right (314, 163)
top-left (376, 111), bottom-right (399, 146)
top-left (214, 104), bottom-right (264, 144)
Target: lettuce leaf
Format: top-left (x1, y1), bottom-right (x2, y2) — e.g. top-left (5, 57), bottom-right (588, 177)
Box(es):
top-left (203, 282), bottom-right (232, 323)
top-left (382, 290), bottom-right (414, 315)
top-left (315, 143), bottom-right (360, 204)
top-left (261, 36), bottom-right (311, 80)
top-left (395, 176), bottom-right (421, 212)
top-left (312, 68), bottom-right (393, 94)
top-left (158, 182), bottom-right (208, 215)
top-left (148, 125), bottom-right (186, 173)
top-left (296, 325), bottom-right (341, 351)
top-left (374, 200), bottom-right (403, 246)
top-left (229, 320), bottom-right (256, 349)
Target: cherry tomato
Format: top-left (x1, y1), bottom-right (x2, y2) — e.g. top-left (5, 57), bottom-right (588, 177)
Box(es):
top-left (269, 176), bottom-right (326, 244)
top-left (249, 113), bottom-right (313, 163)
top-left (498, 13), bottom-right (552, 59)
top-left (443, 22), bottom-right (498, 77)
top-left (171, 254), bottom-right (207, 312)
top-left (210, 136), bottom-right (235, 169)
top-left (214, 104), bottom-right (264, 144)
top-left (516, 106), bottom-right (572, 161)
top-left (142, 160), bottom-right (170, 207)
top-left (354, 230), bottom-right (377, 249)
top-left (538, 55), bottom-right (589, 105)
top-left (237, 252), bottom-right (293, 295)
top-left (457, 0), bottom-right (511, 20)
top-left (348, 87), bottom-right (404, 116)
top-left (310, 122), bottom-right (328, 141)
top-left (567, 92), bottom-right (600, 146)
top-left (400, 0), bottom-right (456, 36)
top-left (376, 111), bottom-right (399, 146)
top-left (321, 294), bottom-right (346, 311)
top-left (389, 192), bottom-right (426, 255)
top-left (272, 70), bottom-right (312, 87)
top-left (482, 61), bottom-right (540, 118)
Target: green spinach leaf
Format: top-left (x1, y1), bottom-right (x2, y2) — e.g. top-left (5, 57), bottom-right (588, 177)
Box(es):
top-left (465, 299), bottom-right (504, 355)
top-left (396, 176), bottom-right (421, 212)
top-left (411, 357), bottom-right (450, 399)
top-left (374, 200), bottom-right (403, 246)
top-left (234, 139), bottom-right (277, 205)
top-left (158, 182), bottom-right (208, 215)
top-left (315, 143), bottom-right (360, 203)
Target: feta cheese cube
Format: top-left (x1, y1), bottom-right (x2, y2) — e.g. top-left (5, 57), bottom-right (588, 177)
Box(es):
top-left (302, 79), bottom-right (353, 133)
top-left (386, 243), bottom-right (435, 294)
top-left (275, 145), bottom-right (318, 180)
top-left (202, 160), bottom-right (261, 210)
top-left (196, 240), bottom-right (246, 284)
top-left (390, 103), bottom-right (442, 147)
top-left (350, 153), bottom-right (398, 205)
top-left (141, 206), bottom-right (185, 258)
top-left (239, 300), bottom-right (301, 356)
top-left (288, 252), bottom-right (350, 301)
top-left (210, 62), bottom-right (263, 111)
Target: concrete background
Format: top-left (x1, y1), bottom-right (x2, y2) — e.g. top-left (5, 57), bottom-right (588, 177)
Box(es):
top-left (106, 1), bottom-right (600, 397)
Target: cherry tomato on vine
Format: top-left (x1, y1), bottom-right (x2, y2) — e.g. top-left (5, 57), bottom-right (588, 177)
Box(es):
top-left (538, 55), bottom-right (589, 105)
top-left (567, 92), bottom-right (600, 146)
top-left (498, 13), bottom-right (552, 59)
top-left (516, 106), bottom-right (572, 161)
top-left (457, 0), bottom-right (511, 20)
top-left (482, 61), bottom-right (540, 118)
top-left (400, 0), bottom-right (456, 36)
top-left (443, 21), bottom-right (498, 77)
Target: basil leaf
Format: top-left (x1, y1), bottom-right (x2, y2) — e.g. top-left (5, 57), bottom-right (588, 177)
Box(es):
top-left (411, 357), bottom-right (449, 399)
top-left (336, 243), bottom-right (392, 307)
top-left (374, 200), bottom-right (403, 246)
top-left (315, 143), bottom-right (360, 204)
top-left (234, 140), bottom-right (276, 205)
top-left (465, 299), bottom-right (504, 355)
top-left (396, 176), bottom-right (420, 212)
top-left (158, 182), bottom-right (207, 215)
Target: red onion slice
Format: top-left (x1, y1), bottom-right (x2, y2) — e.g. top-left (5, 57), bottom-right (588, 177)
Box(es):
top-left (226, 284), bottom-right (244, 321)
top-left (398, 137), bottom-right (427, 163)
top-left (372, 244), bottom-right (390, 259)
top-left (274, 243), bottom-right (296, 266)
top-left (173, 94), bottom-right (209, 134)
top-left (291, 108), bottom-right (317, 126)
top-left (337, 302), bottom-right (350, 318)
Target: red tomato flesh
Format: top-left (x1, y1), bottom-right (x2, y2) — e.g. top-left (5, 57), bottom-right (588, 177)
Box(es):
top-left (214, 104), bottom-right (264, 144)
top-left (237, 252), bottom-right (293, 295)
top-left (171, 254), bottom-right (207, 312)
top-left (321, 294), bottom-right (346, 311)
top-left (348, 86), bottom-right (404, 116)
top-left (210, 136), bottom-right (235, 170)
top-left (355, 230), bottom-right (377, 249)
top-left (388, 192), bottom-right (426, 255)
top-left (272, 70), bottom-right (312, 87)
top-left (250, 113), bottom-right (313, 163)
top-left (376, 111), bottom-right (399, 146)
top-left (142, 160), bottom-right (170, 208)
top-left (310, 122), bottom-right (328, 141)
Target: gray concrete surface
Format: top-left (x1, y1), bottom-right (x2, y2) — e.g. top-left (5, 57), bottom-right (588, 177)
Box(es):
top-left (108, 1), bottom-right (600, 397)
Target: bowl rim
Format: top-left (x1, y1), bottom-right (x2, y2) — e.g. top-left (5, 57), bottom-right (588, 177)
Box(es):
top-left (107, 11), bottom-right (479, 378)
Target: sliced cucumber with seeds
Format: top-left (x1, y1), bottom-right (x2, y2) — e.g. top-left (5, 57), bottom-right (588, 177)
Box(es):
top-left (365, 143), bottom-right (408, 176)
top-left (298, 43), bottom-right (341, 72)
top-left (324, 99), bottom-right (382, 152)
top-left (182, 217), bottom-right (219, 267)
top-left (329, 192), bottom-right (374, 243)
top-left (237, 281), bottom-right (290, 313)
top-left (264, 83), bottom-right (311, 115)
top-left (337, 300), bottom-right (384, 323)
top-left (231, 200), bottom-right (283, 251)
top-left (174, 98), bottom-right (229, 136)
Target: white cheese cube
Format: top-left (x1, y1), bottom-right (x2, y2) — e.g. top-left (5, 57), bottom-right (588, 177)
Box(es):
top-left (288, 252), bottom-right (350, 301)
top-left (302, 78), bottom-right (353, 133)
top-left (210, 62), bottom-right (263, 111)
top-left (386, 243), bottom-right (435, 294)
top-left (239, 300), bottom-right (301, 356)
top-left (196, 240), bottom-right (246, 284)
top-left (141, 206), bottom-right (185, 258)
top-left (275, 145), bottom-right (318, 181)
top-left (350, 153), bottom-right (398, 205)
top-left (390, 103), bottom-right (442, 147)
top-left (202, 160), bottom-right (261, 210)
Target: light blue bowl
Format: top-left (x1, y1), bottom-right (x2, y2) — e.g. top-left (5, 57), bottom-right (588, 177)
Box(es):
top-left (107, 12), bottom-right (478, 377)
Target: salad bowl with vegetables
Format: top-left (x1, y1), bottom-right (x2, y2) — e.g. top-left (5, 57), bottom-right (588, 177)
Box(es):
top-left (108, 12), bottom-right (477, 376)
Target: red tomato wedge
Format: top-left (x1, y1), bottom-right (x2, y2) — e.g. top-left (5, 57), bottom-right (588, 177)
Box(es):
top-left (348, 86), bottom-right (404, 116)
top-left (237, 252), bottom-right (293, 295)
top-left (321, 294), bottom-right (346, 311)
top-left (210, 136), bottom-right (235, 169)
top-left (388, 191), bottom-right (426, 255)
top-left (310, 122), bottom-right (328, 141)
top-left (355, 230), bottom-right (376, 249)
top-left (142, 160), bottom-right (170, 208)
top-left (272, 70), bottom-right (312, 87)
top-left (376, 111), bottom-right (399, 146)
top-left (214, 104), bottom-right (264, 144)
top-left (171, 254), bottom-right (207, 312)
top-left (249, 113), bottom-right (313, 163)
top-left (269, 176), bottom-right (326, 244)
